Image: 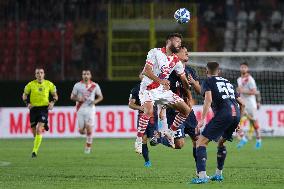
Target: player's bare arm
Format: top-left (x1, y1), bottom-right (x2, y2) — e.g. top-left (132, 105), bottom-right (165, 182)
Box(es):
top-left (128, 99), bottom-right (144, 112)
top-left (143, 64), bottom-right (170, 89)
top-left (48, 92), bottom-right (58, 110)
top-left (196, 91), bottom-right (212, 134)
top-left (93, 94), bottom-right (103, 105)
top-left (22, 92), bottom-right (32, 109)
top-left (179, 73), bottom-right (193, 106)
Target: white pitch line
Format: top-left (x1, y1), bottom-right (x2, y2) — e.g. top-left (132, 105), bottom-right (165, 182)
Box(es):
top-left (0, 161), bottom-right (11, 167)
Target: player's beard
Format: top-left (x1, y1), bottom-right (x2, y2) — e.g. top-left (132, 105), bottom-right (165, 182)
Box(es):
top-left (169, 44), bottom-right (179, 53)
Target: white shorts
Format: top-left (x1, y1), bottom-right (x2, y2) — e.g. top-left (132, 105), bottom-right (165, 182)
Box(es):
top-left (77, 107), bottom-right (95, 129)
top-left (139, 86), bottom-right (183, 106)
top-left (244, 104), bottom-right (257, 120)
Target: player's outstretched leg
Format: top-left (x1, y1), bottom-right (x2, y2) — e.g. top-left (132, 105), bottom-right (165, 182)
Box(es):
top-left (210, 139), bottom-right (226, 182)
top-left (253, 120), bottom-right (262, 149)
top-left (190, 136), bottom-right (198, 174)
top-left (237, 116), bottom-right (248, 149)
top-left (85, 125), bottom-right (93, 154)
top-left (32, 122), bottom-right (44, 158)
top-left (191, 135), bottom-right (210, 184)
top-left (135, 102), bottom-right (152, 154)
top-left (142, 136), bottom-right (151, 167)
top-left (166, 101), bottom-right (191, 148)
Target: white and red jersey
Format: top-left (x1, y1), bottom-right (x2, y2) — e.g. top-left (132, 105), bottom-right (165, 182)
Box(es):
top-left (140, 47), bottom-right (185, 91)
top-left (71, 81), bottom-right (102, 111)
top-left (237, 74), bottom-right (257, 109)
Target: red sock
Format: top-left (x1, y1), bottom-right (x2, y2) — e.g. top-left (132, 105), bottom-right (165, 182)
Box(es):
top-left (137, 115), bottom-right (150, 137)
top-left (170, 113), bottom-right (186, 131)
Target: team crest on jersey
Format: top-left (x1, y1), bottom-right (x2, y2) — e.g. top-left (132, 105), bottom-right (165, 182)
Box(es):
top-left (42, 116), bottom-right (45, 120)
top-left (159, 65), bottom-right (171, 79)
top-left (38, 87), bottom-right (43, 92)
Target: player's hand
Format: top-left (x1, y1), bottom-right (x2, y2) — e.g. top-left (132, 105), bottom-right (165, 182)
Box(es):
top-left (27, 103), bottom-right (33, 110)
top-left (238, 87), bottom-right (245, 94)
top-left (188, 74), bottom-right (195, 84)
top-left (159, 79), bottom-right (170, 90)
top-left (78, 96), bottom-right (86, 103)
top-left (196, 119), bottom-right (205, 135)
top-left (48, 101), bottom-right (54, 110)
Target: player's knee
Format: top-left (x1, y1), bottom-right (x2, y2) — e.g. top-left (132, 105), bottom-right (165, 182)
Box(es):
top-left (86, 131), bottom-right (92, 136)
top-left (196, 136), bottom-right (209, 147)
top-left (142, 135), bottom-right (148, 144)
top-left (36, 124), bottom-right (43, 134)
top-left (253, 121), bottom-right (260, 130)
top-left (79, 128), bottom-right (85, 135)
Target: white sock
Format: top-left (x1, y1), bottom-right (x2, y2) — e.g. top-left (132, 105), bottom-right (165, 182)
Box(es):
top-left (198, 171), bottom-right (207, 179)
top-left (256, 139), bottom-right (261, 143)
top-left (216, 169), bottom-right (222, 175)
top-left (160, 117), bottom-right (168, 132)
top-left (242, 136), bottom-right (248, 142)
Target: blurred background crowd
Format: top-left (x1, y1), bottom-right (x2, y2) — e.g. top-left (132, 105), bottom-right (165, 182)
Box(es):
top-left (0, 0), bottom-right (283, 81)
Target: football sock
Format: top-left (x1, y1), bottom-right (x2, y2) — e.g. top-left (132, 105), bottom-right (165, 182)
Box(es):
top-left (256, 138), bottom-right (261, 143)
top-left (242, 136), bottom-right (248, 142)
top-left (137, 115), bottom-right (150, 137)
top-left (86, 133), bottom-right (93, 148)
top-left (142, 144), bottom-right (149, 162)
top-left (217, 146), bottom-right (227, 171)
top-left (193, 147), bottom-right (197, 170)
top-left (32, 134), bottom-right (42, 154)
top-left (158, 118), bottom-right (168, 132)
top-left (170, 113), bottom-right (186, 131)
top-left (196, 146), bottom-right (207, 173)
top-left (216, 169), bottom-right (223, 175)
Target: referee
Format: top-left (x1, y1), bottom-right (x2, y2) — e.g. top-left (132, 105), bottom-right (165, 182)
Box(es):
top-left (22, 68), bottom-right (58, 158)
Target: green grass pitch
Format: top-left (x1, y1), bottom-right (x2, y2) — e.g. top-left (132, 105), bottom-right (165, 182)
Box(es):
top-left (0, 138), bottom-right (283, 189)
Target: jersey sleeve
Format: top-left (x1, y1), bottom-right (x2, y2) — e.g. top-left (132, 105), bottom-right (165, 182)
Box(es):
top-left (174, 61), bottom-right (185, 75)
top-left (237, 77), bottom-right (241, 87)
top-left (24, 82), bottom-right (31, 95)
top-left (248, 77), bottom-right (257, 89)
top-left (95, 84), bottom-right (102, 96)
top-left (49, 81), bottom-right (57, 93)
top-left (145, 49), bottom-right (156, 67)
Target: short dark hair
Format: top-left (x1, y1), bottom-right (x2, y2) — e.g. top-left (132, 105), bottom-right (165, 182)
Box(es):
top-left (180, 43), bottom-right (188, 50)
top-left (82, 69), bottom-right (92, 74)
top-left (206, 61), bottom-right (219, 74)
top-left (35, 67), bottom-right (45, 71)
top-left (240, 62), bottom-right (248, 66)
top-left (166, 33), bottom-right (183, 40)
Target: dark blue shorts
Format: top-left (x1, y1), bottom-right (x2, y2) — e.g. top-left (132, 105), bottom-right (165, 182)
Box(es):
top-left (166, 108), bottom-right (197, 138)
top-left (202, 106), bottom-right (241, 142)
top-left (137, 114), bottom-right (158, 138)
top-left (30, 106), bottom-right (48, 128)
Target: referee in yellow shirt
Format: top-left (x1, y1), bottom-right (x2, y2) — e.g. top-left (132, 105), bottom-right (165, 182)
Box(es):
top-left (22, 68), bottom-right (58, 158)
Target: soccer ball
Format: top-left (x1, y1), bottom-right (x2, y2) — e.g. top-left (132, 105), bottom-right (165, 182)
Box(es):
top-left (174, 8), bottom-right (190, 24)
